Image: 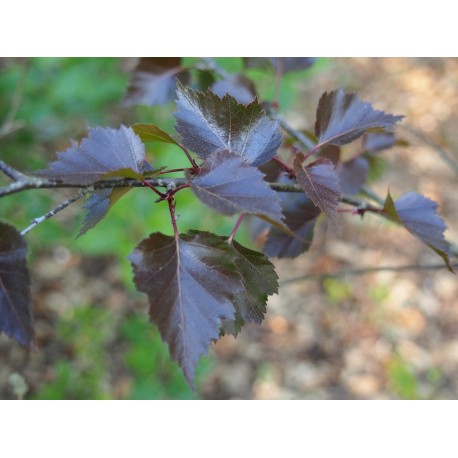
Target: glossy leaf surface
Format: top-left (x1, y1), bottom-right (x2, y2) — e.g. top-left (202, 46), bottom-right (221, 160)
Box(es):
top-left (174, 83), bottom-right (282, 166)
top-left (315, 89), bottom-right (404, 147)
top-left (187, 150), bottom-right (282, 222)
top-left (129, 231), bottom-right (240, 386)
top-left (37, 126), bottom-right (151, 185)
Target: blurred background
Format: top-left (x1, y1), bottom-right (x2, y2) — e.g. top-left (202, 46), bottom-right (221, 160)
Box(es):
top-left (0, 57), bottom-right (457, 399)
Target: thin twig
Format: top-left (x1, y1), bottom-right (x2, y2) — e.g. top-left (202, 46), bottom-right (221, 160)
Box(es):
top-left (21, 189), bottom-right (88, 235)
top-left (280, 262), bottom-right (458, 286)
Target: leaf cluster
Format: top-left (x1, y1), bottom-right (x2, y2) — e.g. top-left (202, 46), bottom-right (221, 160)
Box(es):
top-left (0, 57), bottom-right (454, 389)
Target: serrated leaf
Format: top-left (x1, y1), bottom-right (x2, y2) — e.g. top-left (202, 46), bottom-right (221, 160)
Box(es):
top-left (37, 126), bottom-right (151, 185)
top-left (124, 57), bottom-right (190, 106)
top-left (0, 222), bottom-right (34, 348)
top-left (221, 240), bottom-right (278, 336)
top-left (244, 57), bottom-right (316, 74)
top-left (383, 192), bottom-right (453, 272)
top-left (78, 166), bottom-right (163, 237)
top-left (338, 157), bottom-right (369, 195)
top-left (131, 123), bottom-right (179, 145)
top-left (315, 89), bottom-right (404, 148)
top-left (260, 176), bottom-right (321, 258)
top-left (174, 82), bottom-right (282, 166)
top-left (78, 188), bottom-right (131, 237)
top-left (187, 150), bottom-right (283, 222)
top-left (293, 154), bottom-right (341, 225)
top-left (129, 231), bottom-right (240, 386)
top-left (211, 74), bottom-right (256, 105)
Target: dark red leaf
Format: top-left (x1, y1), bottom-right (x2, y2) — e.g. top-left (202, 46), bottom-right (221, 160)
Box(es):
top-left (129, 231), bottom-right (240, 386)
top-left (37, 126), bottom-right (152, 185)
top-left (124, 57), bottom-right (190, 106)
top-left (174, 83), bottom-right (282, 166)
top-left (260, 176), bottom-right (320, 258)
top-left (78, 166), bottom-right (163, 237)
top-left (221, 240), bottom-right (278, 336)
top-left (0, 222), bottom-right (34, 348)
top-left (293, 154), bottom-right (341, 225)
top-left (211, 74), bottom-right (256, 105)
top-left (338, 157), bottom-right (369, 195)
top-left (315, 90), bottom-right (404, 147)
top-left (383, 192), bottom-right (453, 272)
top-left (244, 57), bottom-right (316, 74)
top-left (187, 150), bottom-right (283, 222)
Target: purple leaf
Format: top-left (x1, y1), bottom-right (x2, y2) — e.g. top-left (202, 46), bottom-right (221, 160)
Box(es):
top-left (129, 231), bottom-right (240, 386)
top-left (174, 82), bottom-right (282, 166)
top-left (315, 89), bottom-right (404, 147)
top-left (211, 74), bottom-right (257, 105)
top-left (261, 176), bottom-right (320, 258)
top-left (124, 57), bottom-right (190, 106)
top-left (37, 126), bottom-right (151, 185)
top-left (383, 192), bottom-right (453, 272)
top-left (293, 154), bottom-right (341, 225)
top-left (0, 222), bottom-right (34, 348)
top-left (338, 157), bottom-right (369, 195)
top-left (221, 240), bottom-right (278, 336)
top-left (187, 150), bottom-right (283, 222)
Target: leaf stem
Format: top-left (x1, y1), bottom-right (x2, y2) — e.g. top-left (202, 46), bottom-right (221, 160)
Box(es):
top-left (272, 156), bottom-right (294, 174)
top-left (168, 198), bottom-right (179, 240)
top-left (228, 213), bottom-right (246, 243)
top-left (142, 180), bottom-right (166, 199)
top-left (158, 168), bottom-right (190, 175)
top-left (178, 143), bottom-right (199, 173)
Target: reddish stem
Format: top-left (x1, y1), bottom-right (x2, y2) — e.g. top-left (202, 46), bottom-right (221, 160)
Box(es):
top-left (228, 213), bottom-right (246, 243)
top-left (170, 184), bottom-right (190, 197)
top-left (273, 156), bottom-right (294, 174)
top-left (178, 143), bottom-right (200, 173)
top-left (142, 180), bottom-right (166, 198)
top-left (158, 168), bottom-right (190, 175)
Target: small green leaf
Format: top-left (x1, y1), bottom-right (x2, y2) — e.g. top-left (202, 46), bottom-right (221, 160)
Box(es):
top-left (131, 124), bottom-right (179, 145)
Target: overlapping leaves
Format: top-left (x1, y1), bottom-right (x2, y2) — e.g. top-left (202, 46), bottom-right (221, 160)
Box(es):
top-left (383, 192), bottom-right (453, 272)
top-left (174, 83), bottom-right (282, 166)
top-left (0, 222), bottom-right (34, 348)
top-left (261, 176), bottom-right (321, 259)
top-left (293, 154), bottom-right (341, 225)
top-left (187, 150), bottom-right (282, 222)
top-left (129, 231), bottom-right (278, 386)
